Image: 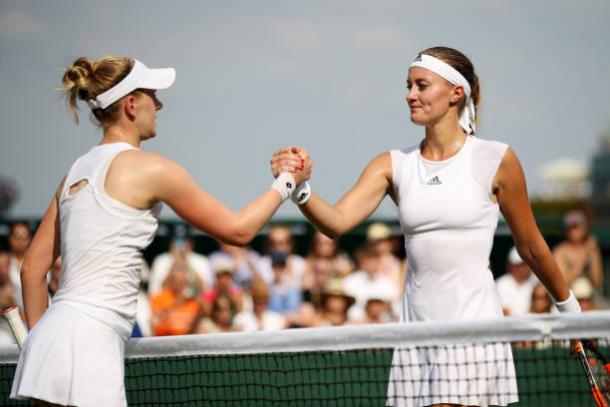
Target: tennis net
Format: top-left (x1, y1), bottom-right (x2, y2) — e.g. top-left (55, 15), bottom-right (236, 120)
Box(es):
top-left (1, 311), bottom-right (609, 406)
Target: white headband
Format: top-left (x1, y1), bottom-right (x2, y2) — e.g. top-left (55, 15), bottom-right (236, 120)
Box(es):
top-left (410, 53), bottom-right (476, 135)
top-left (87, 59), bottom-right (175, 110)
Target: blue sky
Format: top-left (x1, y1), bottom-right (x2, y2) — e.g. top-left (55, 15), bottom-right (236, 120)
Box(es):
top-left (1, 1), bottom-right (609, 218)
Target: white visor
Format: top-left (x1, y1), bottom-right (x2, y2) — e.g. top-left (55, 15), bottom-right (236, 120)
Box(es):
top-left (410, 53), bottom-right (476, 135)
top-left (87, 59), bottom-right (175, 110)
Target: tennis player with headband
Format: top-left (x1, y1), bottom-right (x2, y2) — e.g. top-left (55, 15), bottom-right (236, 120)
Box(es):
top-left (273, 46), bottom-right (579, 406)
top-left (10, 56), bottom-right (310, 407)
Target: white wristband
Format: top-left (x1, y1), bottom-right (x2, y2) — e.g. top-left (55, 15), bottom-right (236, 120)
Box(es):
top-left (554, 290), bottom-right (582, 313)
top-left (291, 181), bottom-right (311, 205)
top-left (271, 172), bottom-right (296, 202)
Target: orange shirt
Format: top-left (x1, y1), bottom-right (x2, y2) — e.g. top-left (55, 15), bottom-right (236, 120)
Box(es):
top-left (150, 289), bottom-right (200, 336)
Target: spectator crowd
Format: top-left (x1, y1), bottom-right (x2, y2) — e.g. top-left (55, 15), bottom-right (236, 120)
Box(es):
top-left (0, 209), bottom-right (606, 343)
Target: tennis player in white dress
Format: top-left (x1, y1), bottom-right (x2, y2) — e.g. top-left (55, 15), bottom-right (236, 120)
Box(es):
top-left (11, 56), bottom-right (310, 407)
top-left (271, 46), bottom-right (581, 407)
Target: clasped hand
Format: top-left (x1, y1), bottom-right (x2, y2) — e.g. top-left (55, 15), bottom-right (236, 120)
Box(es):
top-left (270, 146), bottom-right (312, 185)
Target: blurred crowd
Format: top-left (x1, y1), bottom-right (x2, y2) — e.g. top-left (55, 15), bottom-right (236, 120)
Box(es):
top-left (0, 208), bottom-right (606, 343)
top-left (138, 222), bottom-right (406, 337)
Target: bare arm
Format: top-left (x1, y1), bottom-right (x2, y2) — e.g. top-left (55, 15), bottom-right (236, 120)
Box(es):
top-left (21, 180), bottom-right (63, 329)
top-left (552, 245), bottom-right (574, 285)
top-left (272, 149), bottom-right (393, 238)
top-left (150, 155), bottom-right (310, 246)
top-left (495, 149), bottom-right (570, 302)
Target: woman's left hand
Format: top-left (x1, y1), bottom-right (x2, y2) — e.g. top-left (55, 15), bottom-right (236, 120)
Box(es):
top-left (270, 146), bottom-right (311, 179)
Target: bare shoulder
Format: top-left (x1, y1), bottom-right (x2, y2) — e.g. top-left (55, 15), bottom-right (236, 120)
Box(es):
top-left (358, 152), bottom-right (393, 186)
top-left (367, 152), bottom-right (392, 173)
top-left (371, 151), bottom-right (392, 164)
top-left (113, 149), bottom-right (171, 167)
top-left (111, 149), bottom-right (186, 178)
top-left (105, 149), bottom-right (193, 208)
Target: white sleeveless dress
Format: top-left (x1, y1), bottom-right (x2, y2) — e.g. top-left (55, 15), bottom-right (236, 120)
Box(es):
top-left (386, 136), bottom-right (519, 407)
top-left (11, 142), bottom-right (161, 407)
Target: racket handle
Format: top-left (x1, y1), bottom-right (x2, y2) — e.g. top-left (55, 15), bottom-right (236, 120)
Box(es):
top-left (2, 307), bottom-right (27, 349)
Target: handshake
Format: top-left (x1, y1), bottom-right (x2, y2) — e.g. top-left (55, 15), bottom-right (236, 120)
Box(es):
top-left (269, 146), bottom-right (313, 205)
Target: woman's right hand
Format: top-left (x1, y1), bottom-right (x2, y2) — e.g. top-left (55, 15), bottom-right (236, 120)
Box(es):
top-left (270, 146), bottom-right (312, 184)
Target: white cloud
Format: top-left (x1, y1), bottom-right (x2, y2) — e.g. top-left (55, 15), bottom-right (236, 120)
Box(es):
top-left (0, 8), bottom-right (42, 36)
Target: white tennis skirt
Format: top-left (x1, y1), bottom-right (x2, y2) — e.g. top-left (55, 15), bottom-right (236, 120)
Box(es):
top-left (11, 302), bottom-right (129, 407)
top-left (386, 342), bottom-right (519, 407)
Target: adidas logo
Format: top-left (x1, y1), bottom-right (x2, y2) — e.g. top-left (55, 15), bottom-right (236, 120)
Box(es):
top-left (427, 176), bottom-right (442, 185)
top-left (413, 54), bottom-right (422, 62)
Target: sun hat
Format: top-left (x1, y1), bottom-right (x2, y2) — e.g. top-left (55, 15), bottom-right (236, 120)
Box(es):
top-left (366, 222), bottom-right (392, 242)
top-left (507, 247), bottom-right (524, 265)
top-left (321, 278), bottom-right (356, 307)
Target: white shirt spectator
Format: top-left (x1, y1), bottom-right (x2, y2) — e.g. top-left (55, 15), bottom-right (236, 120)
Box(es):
top-left (495, 273), bottom-right (539, 316)
top-left (233, 310), bottom-right (285, 332)
top-left (343, 270), bottom-right (398, 321)
top-left (148, 252), bottom-right (213, 296)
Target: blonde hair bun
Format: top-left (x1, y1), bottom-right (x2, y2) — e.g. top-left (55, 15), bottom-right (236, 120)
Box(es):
top-left (61, 56), bottom-right (133, 124)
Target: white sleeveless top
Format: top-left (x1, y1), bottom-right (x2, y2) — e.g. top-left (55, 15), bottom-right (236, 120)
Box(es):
top-left (53, 142), bottom-right (161, 338)
top-left (390, 136), bottom-right (508, 322)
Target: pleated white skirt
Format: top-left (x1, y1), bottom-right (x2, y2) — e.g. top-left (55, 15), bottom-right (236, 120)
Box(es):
top-left (11, 302), bottom-right (128, 407)
top-left (386, 342), bottom-right (519, 407)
